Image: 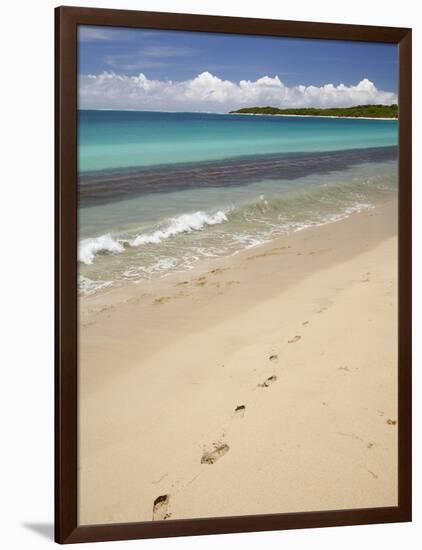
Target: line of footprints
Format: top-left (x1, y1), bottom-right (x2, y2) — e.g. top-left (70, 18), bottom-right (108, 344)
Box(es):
top-left (151, 292), bottom-right (397, 521)
top-left (152, 331), bottom-right (304, 520)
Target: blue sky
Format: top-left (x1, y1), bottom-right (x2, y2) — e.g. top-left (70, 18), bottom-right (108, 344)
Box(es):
top-left (79, 26), bottom-right (397, 89)
top-left (78, 26), bottom-right (397, 112)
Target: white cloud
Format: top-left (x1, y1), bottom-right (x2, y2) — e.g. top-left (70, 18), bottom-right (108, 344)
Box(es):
top-left (104, 46), bottom-right (198, 71)
top-left (78, 71), bottom-right (397, 112)
top-left (78, 27), bottom-right (115, 42)
top-left (137, 45), bottom-right (197, 58)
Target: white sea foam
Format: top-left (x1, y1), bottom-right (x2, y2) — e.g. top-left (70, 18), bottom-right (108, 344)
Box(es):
top-left (130, 210), bottom-right (228, 247)
top-left (289, 202), bottom-right (373, 233)
top-left (78, 210), bottom-right (228, 265)
top-left (78, 275), bottom-right (113, 295)
top-left (79, 234), bottom-right (124, 264)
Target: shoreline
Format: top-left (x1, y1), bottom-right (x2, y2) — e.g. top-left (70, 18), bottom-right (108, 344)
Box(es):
top-left (79, 199), bottom-right (398, 524)
top-left (80, 196), bottom-right (396, 317)
top-left (229, 112), bottom-right (397, 121)
top-left (80, 108), bottom-right (397, 121)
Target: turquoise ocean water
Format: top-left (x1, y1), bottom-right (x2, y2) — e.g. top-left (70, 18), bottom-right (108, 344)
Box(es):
top-left (78, 110), bottom-right (398, 295)
top-left (79, 110), bottom-right (397, 171)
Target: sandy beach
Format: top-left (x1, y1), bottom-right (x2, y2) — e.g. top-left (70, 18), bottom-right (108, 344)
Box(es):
top-left (230, 112), bottom-right (396, 120)
top-left (78, 199), bottom-right (398, 525)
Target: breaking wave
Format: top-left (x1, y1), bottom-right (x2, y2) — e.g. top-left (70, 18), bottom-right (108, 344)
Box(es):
top-left (79, 234), bottom-right (124, 265)
top-left (130, 210), bottom-right (228, 246)
top-left (78, 210), bottom-right (228, 265)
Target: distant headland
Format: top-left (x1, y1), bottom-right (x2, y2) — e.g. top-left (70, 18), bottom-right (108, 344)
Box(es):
top-left (229, 104), bottom-right (398, 119)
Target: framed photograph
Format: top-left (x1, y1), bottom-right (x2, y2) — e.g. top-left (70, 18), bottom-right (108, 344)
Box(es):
top-left (55, 6), bottom-right (412, 544)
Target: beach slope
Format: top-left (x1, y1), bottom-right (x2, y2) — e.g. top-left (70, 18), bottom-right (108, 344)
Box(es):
top-left (78, 200), bottom-right (398, 524)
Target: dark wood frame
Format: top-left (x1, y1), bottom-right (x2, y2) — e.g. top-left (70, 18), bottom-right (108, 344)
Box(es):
top-left (55, 5), bottom-right (412, 544)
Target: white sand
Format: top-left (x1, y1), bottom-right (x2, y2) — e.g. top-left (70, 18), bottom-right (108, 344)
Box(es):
top-left (78, 200), bottom-right (398, 525)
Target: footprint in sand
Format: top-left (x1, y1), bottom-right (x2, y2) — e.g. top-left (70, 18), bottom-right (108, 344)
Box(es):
top-left (386, 419), bottom-right (397, 426)
top-left (361, 272), bottom-right (371, 283)
top-left (201, 443), bottom-right (230, 464)
top-left (152, 494), bottom-right (171, 520)
top-left (195, 276), bottom-right (207, 287)
top-left (258, 375), bottom-right (277, 388)
top-left (153, 296), bottom-right (172, 305)
top-left (338, 365), bottom-right (350, 372)
top-left (234, 404), bottom-right (246, 418)
top-left (302, 321), bottom-right (309, 326)
top-left (269, 354), bottom-right (278, 362)
top-left (288, 335), bottom-right (301, 344)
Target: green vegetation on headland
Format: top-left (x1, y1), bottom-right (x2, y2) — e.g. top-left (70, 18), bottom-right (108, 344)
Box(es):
top-left (229, 104), bottom-right (398, 119)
